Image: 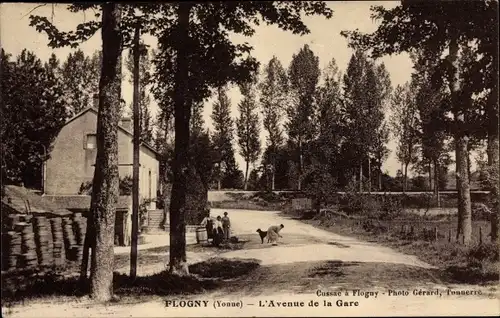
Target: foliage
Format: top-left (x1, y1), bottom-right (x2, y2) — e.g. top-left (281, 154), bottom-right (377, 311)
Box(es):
top-left (340, 50), bottom-right (389, 188)
top-left (341, 0), bottom-right (498, 244)
top-left (467, 242), bottom-right (499, 263)
top-left (211, 86), bottom-right (241, 188)
top-left (303, 164), bottom-right (338, 211)
top-left (236, 80), bottom-right (261, 189)
top-left (59, 49), bottom-right (102, 116)
top-left (285, 44), bottom-right (321, 189)
top-left (389, 83), bottom-right (419, 175)
top-left (1, 49), bottom-right (67, 187)
top-left (150, 2), bottom-right (333, 116)
top-left (259, 56), bottom-right (288, 150)
top-left (78, 176), bottom-right (133, 196)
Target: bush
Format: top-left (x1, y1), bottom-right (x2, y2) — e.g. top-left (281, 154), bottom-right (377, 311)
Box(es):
top-left (252, 191), bottom-right (282, 203)
top-left (188, 258), bottom-right (260, 279)
top-left (379, 194), bottom-right (404, 220)
top-left (471, 203), bottom-right (492, 221)
top-left (78, 176), bottom-right (133, 196)
top-left (467, 243), bottom-right (499, 263)
top-left (340, 192), bottom-right (381, 216)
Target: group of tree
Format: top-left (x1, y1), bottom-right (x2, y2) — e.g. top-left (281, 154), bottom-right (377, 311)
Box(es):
top-left (253, 45), bottom-right (392, 203)
top-left (342, 0), bottom-right (498, 244)
top-left (28, 2), bottom-right (333, 301)
top-left (1, 49), bottom-right (67, 188)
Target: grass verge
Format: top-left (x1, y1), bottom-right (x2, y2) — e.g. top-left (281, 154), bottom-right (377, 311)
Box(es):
top-left (283, 209), bottom-right (499, 286)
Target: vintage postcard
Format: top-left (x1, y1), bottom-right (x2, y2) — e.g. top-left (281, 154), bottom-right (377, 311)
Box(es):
top-left (1, 1), bottom-right (499, 317)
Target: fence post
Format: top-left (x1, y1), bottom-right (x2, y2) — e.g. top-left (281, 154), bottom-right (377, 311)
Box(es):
top-left (462, 235), bottom-right (465, 245)
top-left (479, 227), bottom-right (483, 244)
top-left (448, 229), bottom-right (451, 243)
top-left (434, 227), bottom-right (438, 242)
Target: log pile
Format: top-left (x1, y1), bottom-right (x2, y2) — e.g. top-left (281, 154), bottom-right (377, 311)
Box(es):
top-left (50, 217), bottom-right (64, 265)
top-left (62, 217), bottom-right (76, 260)
top-left (33, 216), bottom-right (53, 266)
top-left (17, 222), bottom-right (37, 268)
top-left (3, 231), bottom-right (21, 270)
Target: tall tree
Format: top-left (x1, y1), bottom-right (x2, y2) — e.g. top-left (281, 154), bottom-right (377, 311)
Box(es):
top-left (412, 52), bottom-right (450, 205)
top-left (211, 86), bottom-right (237, 190)
top-left (148, 1), bottom-right (333, 274)
top-left (190, 100), bottom-right (205, 137)
top-left (1, 49), bottom-right (67, 188)
top-left (236, 80), bottom-right (261, 190)
top-left (305, 58), bottom-right (344, 203)
top-left (342, 0), bottom-right (497, 244)
top-left (389, 83), bottom-right (419, 192)
top-left (125, 44), bottom-right (154, 144)
top-left (342, 51), bottom-right (386, 192)
top-left (259, 56), bottom-right (288, 190)
top-left (30, 3), bottom-right (127, 300)
top-left (286, 44), bottom-right (320, 190)
top-left (60, 49), bottom-right (101, 116)
top-left (87, 3), bottom-right (123, 301)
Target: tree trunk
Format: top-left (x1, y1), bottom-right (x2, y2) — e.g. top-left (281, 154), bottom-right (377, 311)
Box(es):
top-left (89, 3), bottom-right (122, 301)
top-left (486, 88), bottom-right (499, 242)
top-left (428, 162), bottom-right (433, 191)
top-left (368, 157), bottom-right (371, 193)
top-left (271, 169), bottom-right (276, 191)
top-left (467, 149), bottom-right (472, 183)
top-left (359, 162), bottom-right (363, 193)
top-left (168, 2), bottom-right (192, 276)
top-left (449, 37), bottom-right (472, 245)
top-left (298, 139), bottom-right (303, 191)
top-left (378, 165), bottom-right (382, 191)
top-left (271, 155), bottom-right (276, 191)
top-left (434, 160), bottom-right (440, 208)
top-left (130, 24), bottom-right (141, 279)
top-left (244, 160), bottom-right (249, 191)
top-left (160, 164), bottom-right (169, 229)
top-left (404, 162), bottom-right (409, 193)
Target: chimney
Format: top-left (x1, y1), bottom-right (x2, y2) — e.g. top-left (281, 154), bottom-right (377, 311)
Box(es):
top-left (93, 94), bottom-right (99, 108)
top-left (120, 117), bottom-right (132, 132)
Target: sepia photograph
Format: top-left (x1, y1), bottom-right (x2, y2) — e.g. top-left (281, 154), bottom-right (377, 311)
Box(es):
top-left (1, 1), bottom-right (499, 317)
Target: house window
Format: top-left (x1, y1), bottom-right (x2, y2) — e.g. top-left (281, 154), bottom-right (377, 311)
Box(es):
top-left (85, 134), bottom-right (97, 149)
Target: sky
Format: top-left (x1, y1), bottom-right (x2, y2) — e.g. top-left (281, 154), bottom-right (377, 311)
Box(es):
top-left (1, 2), bottom-right (421, 177)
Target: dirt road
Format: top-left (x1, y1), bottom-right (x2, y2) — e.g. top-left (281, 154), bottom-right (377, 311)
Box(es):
top-left (3, 208), bottom-right (498, 317)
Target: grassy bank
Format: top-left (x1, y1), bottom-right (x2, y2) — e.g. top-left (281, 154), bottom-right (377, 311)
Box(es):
top-left (284, 208), bottom-right (499, 286)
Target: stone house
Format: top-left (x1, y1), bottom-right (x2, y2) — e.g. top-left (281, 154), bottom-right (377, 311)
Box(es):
top-left (44, 107), bottom-right (160, 209)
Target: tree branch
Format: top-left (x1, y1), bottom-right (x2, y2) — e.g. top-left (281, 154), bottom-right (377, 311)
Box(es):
top-left (21, 4), bottom-right (47, 19)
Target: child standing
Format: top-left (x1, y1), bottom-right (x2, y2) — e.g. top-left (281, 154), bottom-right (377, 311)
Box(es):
top-left (221, 211), bottom-right (231, 241)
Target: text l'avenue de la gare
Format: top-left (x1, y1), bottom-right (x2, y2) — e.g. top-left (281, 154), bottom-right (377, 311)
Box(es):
top-left (164, 288), bottom-right (483, 309)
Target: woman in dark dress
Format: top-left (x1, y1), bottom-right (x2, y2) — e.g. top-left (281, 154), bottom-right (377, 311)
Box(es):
top-left (212, 216), bottom-right (224, 246)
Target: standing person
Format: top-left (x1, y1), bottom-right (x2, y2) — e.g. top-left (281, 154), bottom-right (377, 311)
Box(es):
top-left (212, 216), bottom-right (224, 246)
top-left (200, 210), bottom-right (213, 240)
top-left (221, 211), bottom-right (231, 241)
top-left (267, 224), bottom-right (284, 245)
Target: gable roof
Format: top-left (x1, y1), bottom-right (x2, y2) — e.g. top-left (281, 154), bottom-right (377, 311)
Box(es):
top-left (64, 107), bottom-right (160, 157)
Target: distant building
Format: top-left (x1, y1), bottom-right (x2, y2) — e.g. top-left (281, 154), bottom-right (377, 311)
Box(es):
top-left (44, 107), bottom-right (160, 210)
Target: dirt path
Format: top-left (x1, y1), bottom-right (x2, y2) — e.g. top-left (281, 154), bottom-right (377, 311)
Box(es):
top-left (3, 209), bottom-right (498, 317)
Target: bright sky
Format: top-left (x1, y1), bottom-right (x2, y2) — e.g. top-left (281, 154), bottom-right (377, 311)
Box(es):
top-left (1, 2), bottom-right (419, 177)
